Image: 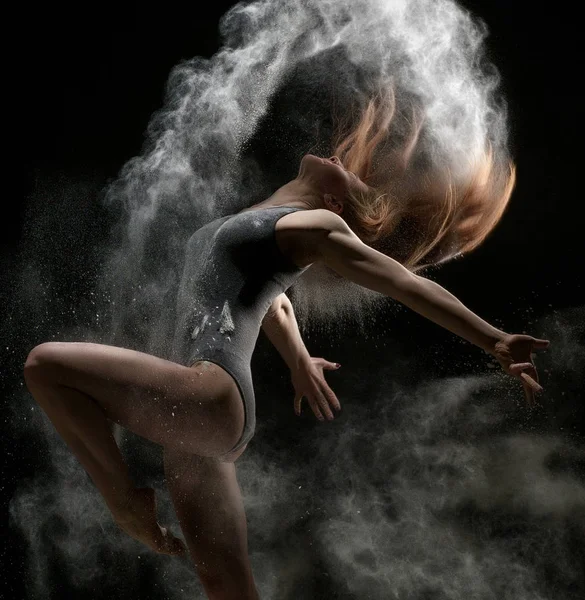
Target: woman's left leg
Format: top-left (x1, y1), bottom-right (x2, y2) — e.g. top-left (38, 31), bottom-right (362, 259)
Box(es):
top-left (163, 448), bottom-right (259, 599)
top-left (23, 341), bottom-right (244, 554)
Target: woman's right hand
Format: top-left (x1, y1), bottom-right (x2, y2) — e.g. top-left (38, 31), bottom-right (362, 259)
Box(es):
top-left (290, 357), bottom-right (342, 421)
top-left (491, 333), bottom-right (550, 406)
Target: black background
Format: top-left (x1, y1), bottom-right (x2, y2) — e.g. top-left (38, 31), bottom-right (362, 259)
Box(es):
top-left (17, 1), bottom-right (581, 311)
top-left (8, 1), bottom-right (584, 599)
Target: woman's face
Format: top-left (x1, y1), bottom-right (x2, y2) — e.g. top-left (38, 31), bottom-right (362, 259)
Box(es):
top-left (299, 154), bottom-right (369, 204)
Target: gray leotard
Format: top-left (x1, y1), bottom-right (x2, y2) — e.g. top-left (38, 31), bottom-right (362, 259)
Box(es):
top-left (171, 206), bottom-right (308, 453)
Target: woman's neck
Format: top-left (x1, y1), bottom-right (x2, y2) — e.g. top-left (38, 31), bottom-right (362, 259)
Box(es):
top-left (243, 179), bottom-right (321, 212)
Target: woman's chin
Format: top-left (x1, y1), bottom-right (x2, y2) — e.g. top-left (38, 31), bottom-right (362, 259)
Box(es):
top-left (299, 154), bottom-right (319, 175)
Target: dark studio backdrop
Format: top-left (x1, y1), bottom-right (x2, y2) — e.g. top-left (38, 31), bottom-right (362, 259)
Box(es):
top-left (6, 1), bottom-right (584, 599)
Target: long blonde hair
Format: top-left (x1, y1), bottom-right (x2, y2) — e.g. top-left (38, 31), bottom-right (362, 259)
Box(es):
top-left (331, 86), bottom-right (516, 273)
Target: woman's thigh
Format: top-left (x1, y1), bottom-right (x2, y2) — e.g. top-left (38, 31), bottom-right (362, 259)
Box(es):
top-left (24, 342), bottom-right (245, 456)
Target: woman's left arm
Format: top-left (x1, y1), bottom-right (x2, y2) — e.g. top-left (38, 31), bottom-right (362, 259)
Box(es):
top-left (402, 276), bottom-right (550, 405)
top-left (314, 212), bottom-right (550, 405)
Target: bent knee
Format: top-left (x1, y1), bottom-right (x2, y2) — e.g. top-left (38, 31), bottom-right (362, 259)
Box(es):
top-left (24, 342), bottom-right (66, 382)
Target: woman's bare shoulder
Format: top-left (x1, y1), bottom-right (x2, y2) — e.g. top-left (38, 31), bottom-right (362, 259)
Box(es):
top-left (275, 209), bottom-right (347, 268)
top-left (276, 208), bottom-right (346, 234)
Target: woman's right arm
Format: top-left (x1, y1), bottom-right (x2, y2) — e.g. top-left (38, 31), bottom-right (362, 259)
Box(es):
top-left (261, 293), bottom-right (342, 420)
top-left (261, 293), bottom-right (312, 373)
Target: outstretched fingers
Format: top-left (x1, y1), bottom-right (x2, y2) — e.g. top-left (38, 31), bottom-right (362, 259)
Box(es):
top-left (294, 390), bottom-right (338, 422)
top-left (500, 336), bottom-right (551, 406)
top-left (308, 391), bottom-right (333, 421)
top-left (532, 338), bottom-right (551, 350)
top-left (519, 370), bottom-right (542, 392)
top-left (509, 362), bottom-right (542, 406)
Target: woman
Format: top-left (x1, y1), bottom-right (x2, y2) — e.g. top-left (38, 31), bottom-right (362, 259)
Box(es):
top-left (23, 91), bottom-right (549, 599)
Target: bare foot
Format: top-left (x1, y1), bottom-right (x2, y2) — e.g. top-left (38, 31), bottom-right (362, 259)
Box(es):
top-left (113, 487), bottom-right (187, 556)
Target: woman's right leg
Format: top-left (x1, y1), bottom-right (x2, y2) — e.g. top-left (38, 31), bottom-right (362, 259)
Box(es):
top-left (163, 447), bottom-right (259, 600)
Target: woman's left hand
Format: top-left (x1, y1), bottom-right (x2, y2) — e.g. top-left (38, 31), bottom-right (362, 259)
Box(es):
top-left (492, 333), bottom-right (550, 406)
top-left (291, 357), bottom-right (342, 421)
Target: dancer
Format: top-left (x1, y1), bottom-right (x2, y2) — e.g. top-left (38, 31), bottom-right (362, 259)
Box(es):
top-left (23, 90), bottom-right (549, 599)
